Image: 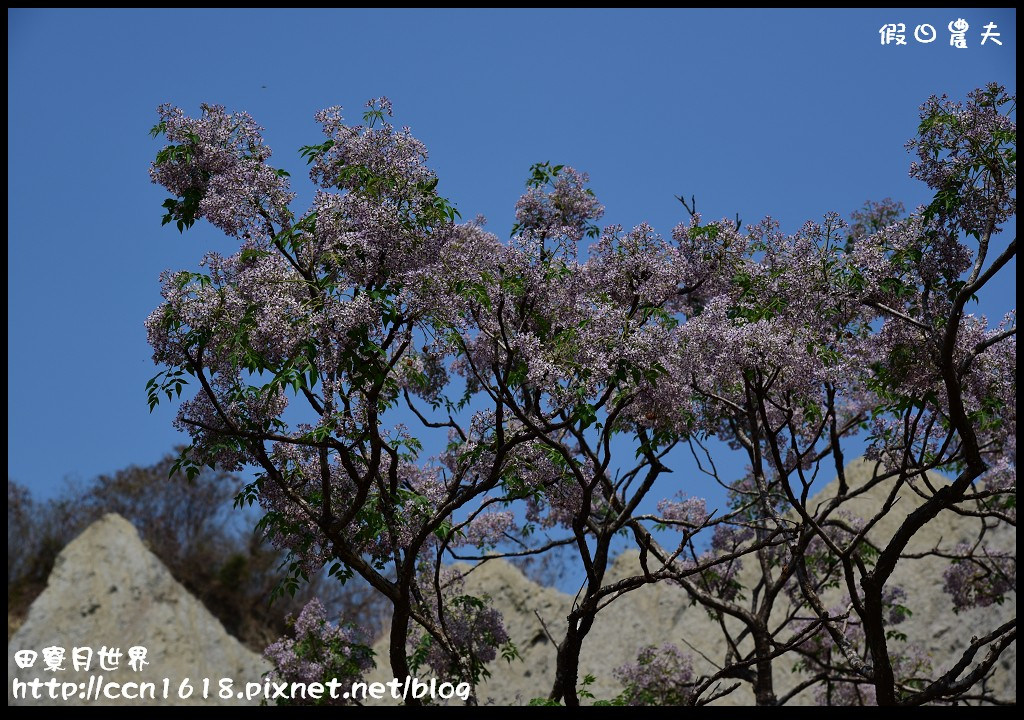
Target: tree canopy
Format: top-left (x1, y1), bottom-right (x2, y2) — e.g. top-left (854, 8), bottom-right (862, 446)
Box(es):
top-left (145, 85), bottom-right (1016, 706)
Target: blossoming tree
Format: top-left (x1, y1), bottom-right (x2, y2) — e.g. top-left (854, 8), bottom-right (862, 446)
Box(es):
top-left (146, 85), bottom-right (1015, 706)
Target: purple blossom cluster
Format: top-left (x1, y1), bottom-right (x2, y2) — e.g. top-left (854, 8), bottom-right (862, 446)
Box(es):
top-left (514, 166), bottom-right (605, 248)
top-left (150, 103), bottom-right (294, 238)
top-left (656, 494), bottom-right (709, 527)
top-left (709, 521), bottom-right (756, 555)
top-left (613, 643), bottom-right (695, 706)
top-left (408, 570), bottom-right (511, 683)
top-left (458, 510), bottom-right (516, 549)
top-left (310, 98), bottom-right (434, 196)
top-left (847, 198), bottom-right (905, 245)
top-left (907, 83), bottom-right (1016, 237)
top-left (425, 602), bottom-right (509, 676)
top-left (264, 598), bottom-right (374, 705)
top-left (942, 543), bottom-right (1016, 612)
top-left (979, 431), bottom-right (1016, 501)
top-left (396, 349), bottom-right (449, 404)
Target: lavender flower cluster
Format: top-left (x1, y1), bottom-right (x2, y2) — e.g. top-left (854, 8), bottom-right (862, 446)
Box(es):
top-left (942, 543), bottom-right (1016, 612)
top-left (263, 598), bottom-right (374, 705)
top-left (613, 643), bottom-right (695, 706)
top-left (408, 570), bottom-right (512, 684)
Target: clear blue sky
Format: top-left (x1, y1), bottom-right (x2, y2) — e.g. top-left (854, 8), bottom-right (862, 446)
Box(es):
top-left (8, 9), bottom-right (1016, 500)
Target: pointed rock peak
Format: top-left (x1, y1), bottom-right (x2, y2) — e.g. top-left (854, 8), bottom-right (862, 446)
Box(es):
top-left (8, 514), bottom-right (269, 706)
